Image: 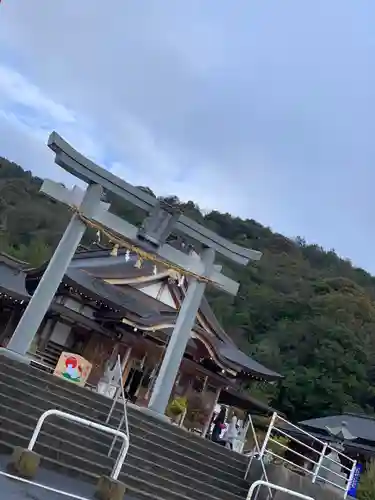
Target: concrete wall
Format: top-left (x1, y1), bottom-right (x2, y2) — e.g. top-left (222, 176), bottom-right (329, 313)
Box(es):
top-left (246, 461), bottom-right (343, 500)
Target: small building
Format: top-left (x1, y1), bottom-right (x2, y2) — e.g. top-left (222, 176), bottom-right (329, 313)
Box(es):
top-left (298, 413), bottom-right (375, 463)
top-left (0, 247), bottom-right (282, 433)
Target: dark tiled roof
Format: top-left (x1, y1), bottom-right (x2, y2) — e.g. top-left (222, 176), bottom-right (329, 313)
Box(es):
top-left (0, 262), bottom-right (30, 300)
top-left (64, 268), bottom-right (148, 317)
top-left (77, 263), bottom-right (175, 315)
top-left (78, 257), bottom-right (155, 280)
top-left (73, 248), bottom-right (155, 276)
top-left (299, 413), bottom-right (375, 443)
top-left (0, 252), bottom-right (29, 269)
top-left (217, 342), bottom-right (282, 380)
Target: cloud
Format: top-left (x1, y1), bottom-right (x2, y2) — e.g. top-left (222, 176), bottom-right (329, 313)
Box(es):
top-left (0, 65), bottom-right (75, 123)
top-left (1, 0), bottom-right (375, 271)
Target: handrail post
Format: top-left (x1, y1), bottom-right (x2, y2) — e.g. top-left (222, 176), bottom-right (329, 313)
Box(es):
top-left (28, 409), bottom-right (54, 451)
top-left (245, 414), bottom-right (273, 500)
top-left (105, 356), bottom-right (124, 424)
top-left (312, 442), bottom-right (328, 483)
top-left (108, 355), bottom-right (130, 458)
top-left (259, 412), bottom-right (277, 459)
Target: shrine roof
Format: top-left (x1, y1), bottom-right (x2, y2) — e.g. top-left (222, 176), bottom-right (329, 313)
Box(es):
top-left (20, 247), bottom-right (283, 381)
top-left (64, 267), bottom-right (156, 317)
top-left (299, 413), bottom-right (375, 443)
top-left (71, 247), bottom-right (237, 342)
top-left (216, 342), bottom-right (282, 380)
top-left (71, 250), bottom-right (282, 380)
top-left (0, 254), bottom-right (30, 300)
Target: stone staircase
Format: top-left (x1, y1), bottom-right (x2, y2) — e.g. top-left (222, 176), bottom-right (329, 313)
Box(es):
top-left (35, 339), bottom-right (65, 368)
top-left (0, 354), bottom-right (250, 500)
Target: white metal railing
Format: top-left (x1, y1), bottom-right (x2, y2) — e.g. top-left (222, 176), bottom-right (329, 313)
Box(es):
top-left (245, 413), bottom-right (274, 500)
top-left (258, 412), bottom-right (357, 498)
top-left (106, 355), bottom-right (130, 458)
top-left (29, 409), bottom-right (129, 480)
top-left (247, 480), bottom-right (315, 500)
top-left (0, 470), bottom-right (90, 499)
top-left (236, 415), bottom-right (251, 454)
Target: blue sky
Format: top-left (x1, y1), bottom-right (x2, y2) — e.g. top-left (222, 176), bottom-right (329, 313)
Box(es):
top-left (1, 1), bottom-right (375, 272)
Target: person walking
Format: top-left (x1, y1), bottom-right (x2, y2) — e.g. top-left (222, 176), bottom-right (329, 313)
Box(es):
top-left (211, 406), bottom-right (226, 445)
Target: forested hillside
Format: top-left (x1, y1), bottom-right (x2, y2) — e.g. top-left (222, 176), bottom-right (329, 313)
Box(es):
top-left (2, 155), bottom-right (375, 422)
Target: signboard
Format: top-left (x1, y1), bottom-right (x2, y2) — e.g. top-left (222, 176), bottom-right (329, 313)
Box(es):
top-left (347, 463), bottom-right (363, 498)
top-left (54, 352), bottom-right (92, 387)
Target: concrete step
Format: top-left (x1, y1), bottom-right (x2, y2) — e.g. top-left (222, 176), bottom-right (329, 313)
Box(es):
top-left (0, 395), bottom-right (248, 491)
top-left (12, 362), bottom-right (243, 466)
top-left (0, 390), bottom-right (248, 488)
top-left (0, 408), bottom-right (248, 499)
top-left (28, 357), bottom-right (236, 461)
top-left (0, 358), bottom-right (244, 461)
top-left (0, 360), bottom-right (246, 470)
top-left (0, 375), bottom-right (246, 482)
top-left (0, 428), bottom-right (232, 500)
top-left (0, 355), bottom-right (250, 500)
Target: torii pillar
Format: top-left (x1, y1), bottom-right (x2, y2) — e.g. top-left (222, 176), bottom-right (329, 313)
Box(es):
top-left (148, 247), bottom-right (215, 415)
top-left (5, 183), bottom-right (103, 356)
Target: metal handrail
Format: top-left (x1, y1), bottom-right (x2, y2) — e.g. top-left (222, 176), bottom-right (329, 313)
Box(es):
top-left (28, 409), bottom-right (129, 480)
top-left (247, 480), bottom-right (314, 500)
top-left (269, 423), bottom-right (353, 473)
top-left (244, 414), bottom-right (273, 500)
top-left (275, 414), bottom-right (354, 464)
top-left (107, 355), bottom-right (130, 458)
top-left (258, 412), bottom-right (357, 498)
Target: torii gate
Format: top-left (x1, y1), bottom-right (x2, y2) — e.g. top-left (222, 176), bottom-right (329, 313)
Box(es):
top-left (5, 132), bottom-right (262, 416)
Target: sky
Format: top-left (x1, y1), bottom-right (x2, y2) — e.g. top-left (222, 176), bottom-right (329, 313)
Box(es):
top-left (1, 1), bottom-right (375, 272)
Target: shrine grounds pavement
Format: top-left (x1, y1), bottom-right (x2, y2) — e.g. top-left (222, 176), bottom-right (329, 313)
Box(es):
top-left (0, 454), bottom-right (137, 500)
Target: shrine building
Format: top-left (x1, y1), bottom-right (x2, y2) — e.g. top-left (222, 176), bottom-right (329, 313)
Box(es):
top-left (0, 246), bottom-right (282, 431)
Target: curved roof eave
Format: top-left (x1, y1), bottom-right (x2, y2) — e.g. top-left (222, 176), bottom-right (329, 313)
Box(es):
top-left (0, 263), bottom-right (31, 300)
top-left (217, 343), bottom-right (283, 381)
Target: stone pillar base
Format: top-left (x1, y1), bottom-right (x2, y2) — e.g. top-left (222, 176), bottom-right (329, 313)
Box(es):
top-left (8, 447), bottom-right (40, 479)
top-left (95, 476), bottom-right (126, 500)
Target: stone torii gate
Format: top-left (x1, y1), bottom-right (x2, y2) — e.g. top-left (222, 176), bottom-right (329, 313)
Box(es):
top-left (5, 132), bottom-right (262, 416)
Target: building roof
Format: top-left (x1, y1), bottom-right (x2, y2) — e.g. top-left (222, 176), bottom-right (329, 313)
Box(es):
top-left (216, 342), bottom-right (282, 380)
top-left (69, 266), bottom-right (280, 379)
top-left (64, 267), bottom-right (152, 317)
top-left (0, 252), bottom-right (30, 269)
top-left (69, 250), bottom-right (282, 380)
top-left (5, 247), bottom-right (282, 381)
top-left (0, 255), bottom-right (30, 300)
top-left (299, 413), bottom-right (375, 443)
